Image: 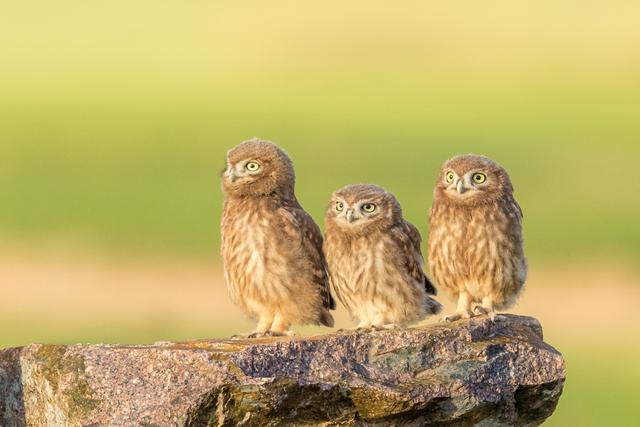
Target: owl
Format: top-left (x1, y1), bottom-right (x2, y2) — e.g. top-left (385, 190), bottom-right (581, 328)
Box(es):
top-left (220, 138), bottom-right (335, 337)
top-left (323, 184), bottom-right (442, 329)
top-left (428, 154), bottom-right (527, 321)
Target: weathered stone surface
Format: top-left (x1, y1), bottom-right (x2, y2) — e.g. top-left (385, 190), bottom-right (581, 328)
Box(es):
top-left (0, 315), bottom-right (565, 426)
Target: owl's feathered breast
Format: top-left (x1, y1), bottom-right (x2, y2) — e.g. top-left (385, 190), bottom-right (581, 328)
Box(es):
top-left (221, 198), bottom-right (277, 305)
top-left (324, 231), bottom-right (383, 311)
top-left (324, 221), bottom-right (429, 315)
top-left (221, 195), bottom-right (332, 313)
top-left (428, 195), bottom-right (525, 299)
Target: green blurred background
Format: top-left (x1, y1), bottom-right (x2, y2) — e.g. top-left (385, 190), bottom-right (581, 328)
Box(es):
top-left (1, 1), bottom-right (639, 424)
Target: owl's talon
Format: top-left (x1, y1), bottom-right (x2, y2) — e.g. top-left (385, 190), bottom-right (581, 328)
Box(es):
top-left (265, 330), bottom-right (296, 337)
top-left (472, 305), bottom-right (488, 316)
top-left (230, 332), bottom-right (264, 340)
top-left (441, 313), bottom-right (462, 322)
top-left (247, 333), bottom-right (261, 338)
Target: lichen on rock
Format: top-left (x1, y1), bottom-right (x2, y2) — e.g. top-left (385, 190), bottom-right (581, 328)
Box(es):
top-left (21, 344), bottom-right (101, 425)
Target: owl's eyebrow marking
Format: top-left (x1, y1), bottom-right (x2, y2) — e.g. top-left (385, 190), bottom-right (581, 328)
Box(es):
top-left (219, 164), bottom-right (228, 177)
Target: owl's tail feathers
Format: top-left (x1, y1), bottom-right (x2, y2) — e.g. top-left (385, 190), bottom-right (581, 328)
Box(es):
top-left (426, 297), bottom-right (443, 315)
top-left (329, 293), bottom-right (337, 310)
top-left (319, 309), bottom-right (335, 327)
top-left (424, 276), bottom-right (437, 295)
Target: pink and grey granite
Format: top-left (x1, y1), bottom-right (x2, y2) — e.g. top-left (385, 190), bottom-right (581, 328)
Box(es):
top-left (0, 315), bottom-right (565, 426)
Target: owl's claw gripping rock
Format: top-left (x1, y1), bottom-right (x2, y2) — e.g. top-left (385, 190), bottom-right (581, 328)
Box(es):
top-left (230, 333), bottom-right (264, 340)
top-left (472, 305), bottom-right (488, 316)
top-left (264, 330), bottom-right (296, 337)
top-left (440, 314), bottom-right (460, 323)
top-left (472, 305), bottom-right (497, 321)
top-left (247, 332), bottom-right (267, 338)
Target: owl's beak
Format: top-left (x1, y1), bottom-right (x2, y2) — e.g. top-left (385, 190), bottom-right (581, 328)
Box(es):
top-left (346, 209), bottom-right (358, 223)
top-left (456, 179), bottom-right (467, 194)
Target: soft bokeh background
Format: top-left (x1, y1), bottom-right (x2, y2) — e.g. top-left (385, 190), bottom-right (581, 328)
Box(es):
top-left (1, 1), bottom-right (639, 424)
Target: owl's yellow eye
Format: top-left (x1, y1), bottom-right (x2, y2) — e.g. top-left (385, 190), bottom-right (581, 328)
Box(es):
top-left (361, 203), bottom-right (376, 213)
top-left (445, 172), bottom-right (455, 183)
top-left (335, 201), bottom-right (344, 212)
top-left (472, 172), bottom-right (487, 184)
top-left (246, 161), bottom-right (260, 172)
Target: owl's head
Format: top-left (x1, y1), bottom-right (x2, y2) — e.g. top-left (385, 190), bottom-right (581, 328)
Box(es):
top-left (222, 138), bottom-right (295, 198)
top-left (326, 184), bottom-right (402, 234)
top-left (435, 154), bottom-right (513, 206)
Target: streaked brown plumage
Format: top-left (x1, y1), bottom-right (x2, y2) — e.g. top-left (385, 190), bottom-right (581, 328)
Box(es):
top-left (324, 184), bottom-right (442, 329)
top-left (220, 138), bottom-right (335, 337)
top-left (428, 154), bottom-right (527, 321)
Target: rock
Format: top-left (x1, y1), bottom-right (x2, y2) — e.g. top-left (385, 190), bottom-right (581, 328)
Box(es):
top-left (0, 315), bottom-right (565, 426)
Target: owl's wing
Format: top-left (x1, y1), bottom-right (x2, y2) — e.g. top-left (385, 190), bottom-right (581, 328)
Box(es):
top-left (391, 221), bottom-right (437, 296)
top-left (514, 199), bottom-right (524, 220)
top-left (278, 203), bottom-right (336, 310)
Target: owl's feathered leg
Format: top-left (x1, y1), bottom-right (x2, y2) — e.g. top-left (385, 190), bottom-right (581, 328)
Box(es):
top-left (267, 312), bottom-right (295, 337)
top-left (355, 319), bottom-right (370, 328)
top-left (370, 314), bottom-right (399, 330)
top-left (472, 297), bottom-right (496, 321)
top-left (441, 291), bottom-right (472, 322)
top-left (247, 314), bottom-right (274, 338)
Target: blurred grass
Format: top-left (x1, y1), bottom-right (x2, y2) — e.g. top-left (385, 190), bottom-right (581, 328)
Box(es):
top-left (1, 0), bottom-right (639, 260)
top-left (1, 1), bottom-right (640, 424)
top-left (2, 94), bottom-right (640, 259)
top-left (548, 344), bottom-right (640, 426)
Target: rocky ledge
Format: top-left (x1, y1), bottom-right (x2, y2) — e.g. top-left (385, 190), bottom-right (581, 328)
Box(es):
top-left (0, 315), bottom-right (565, 426)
